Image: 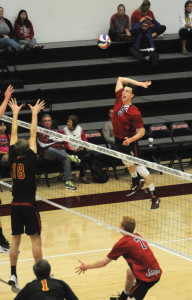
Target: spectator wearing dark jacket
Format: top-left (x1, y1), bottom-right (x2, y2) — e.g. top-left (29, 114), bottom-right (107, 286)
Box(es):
top-left (129, 17), bottom-right (164, 66)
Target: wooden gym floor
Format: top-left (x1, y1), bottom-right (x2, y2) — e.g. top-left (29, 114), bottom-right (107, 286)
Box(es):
top-left (0, 168), bottom-right (192, 299)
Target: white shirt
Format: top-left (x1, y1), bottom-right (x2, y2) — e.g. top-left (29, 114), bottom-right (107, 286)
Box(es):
top-left (179, 11), bottom-right (192, 30)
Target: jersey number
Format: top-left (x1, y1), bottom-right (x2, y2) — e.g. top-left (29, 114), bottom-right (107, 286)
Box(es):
top-left (41, 279), bottom-right (49, 291)
top-left (12, 163), bottom-right (25, 180)
top-left (134, 238), bottom-right (147, 250)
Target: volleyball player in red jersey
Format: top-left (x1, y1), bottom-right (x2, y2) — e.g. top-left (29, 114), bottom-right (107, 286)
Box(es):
top-left (76, 216), bottom-right (162, 300)
top-left (112, 76), bottom-right (160, 209)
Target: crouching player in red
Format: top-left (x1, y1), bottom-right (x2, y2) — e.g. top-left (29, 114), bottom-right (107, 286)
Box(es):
top-left (76, 216), bottom-right (162, 300)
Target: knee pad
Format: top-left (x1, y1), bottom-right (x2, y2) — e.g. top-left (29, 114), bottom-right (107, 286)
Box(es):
top-left (122, 159), bottom-right (134, 168)
top-left (136, 165), bottom-right (149, 178)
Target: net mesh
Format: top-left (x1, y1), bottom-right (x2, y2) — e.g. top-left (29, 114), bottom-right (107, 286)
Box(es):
top-left (1, 115), bottom-right (192, 260)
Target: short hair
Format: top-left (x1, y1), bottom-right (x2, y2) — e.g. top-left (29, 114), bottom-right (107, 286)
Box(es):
top-left (14, 139), bottom-right (29, 155)
top-left (124, 83), bottom-right (137, 96)
top-left (141, 19), bottom-right (150, 26)
top-left (121, 216), bottom-right (136, 233)
top-left (67, 114), bottom-right (79, 128)
top-left (42, 114), bottom-right (52, 122)
top-left (118, 4), bottom-right (125, 11)
top-left (33, 259), bottom-right (51, 279)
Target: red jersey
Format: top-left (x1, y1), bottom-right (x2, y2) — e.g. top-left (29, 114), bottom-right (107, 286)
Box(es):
top-left (131, 9), bottom-right (155, 27)
top-left (107, 234), bottom-right (162, 282)
top-left (112, 88), bottom-right (143, 139)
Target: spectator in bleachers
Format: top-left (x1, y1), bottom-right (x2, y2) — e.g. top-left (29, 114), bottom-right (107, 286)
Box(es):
top-left (108, 4), bottom-right (131, 41)
top-left (14, 9), bottom-right (43, 50)
top-left (128, 17), bottom-right (161, 67)
top-left (0, 7), bottom-right (27, 52)
top-left (179, 0), bottom-right (192, 55)
top-left (0, 120), bottom-right (10, 162)
top-left (63, 115), bottom-right (90, 184)
top-left (131, 0), bottom-right (166, 38)
top-left (102, 108), bottom-right (117, 149)
top-left (37, 114), bottom-right (80, 190)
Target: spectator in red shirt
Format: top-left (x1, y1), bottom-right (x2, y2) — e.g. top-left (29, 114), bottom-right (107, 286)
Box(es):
top-left (112, 77), bottom-right (160, 209)
top-left (131, 0), bottom-right (166, 38)
top-left (14, 10), bottom-right (43, 49)
top-left (76, 216), bottom-right (162, 300)
top-left (108, 4), bottom-right (131, 41)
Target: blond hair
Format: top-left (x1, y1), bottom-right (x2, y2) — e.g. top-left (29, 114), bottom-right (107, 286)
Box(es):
top-left (121, 216), bottom-right (136, 233)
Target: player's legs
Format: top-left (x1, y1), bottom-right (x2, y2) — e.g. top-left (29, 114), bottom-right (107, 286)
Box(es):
top-left (30, 234), bottom-right (42, 262)
top-left (128, 279), bottom-right (160, 299)
top-left (10, 235), bottom-right (21, 267)
top-left (124, 268), bottom-right (135, 295)
top-left (9, 235), bottom-right (21, 292)
top-left (0, 218), bottom-right (10, 253)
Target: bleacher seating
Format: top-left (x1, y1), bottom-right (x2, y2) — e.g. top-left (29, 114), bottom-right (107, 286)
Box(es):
top-left (1, 34), bottom-right (192, 172)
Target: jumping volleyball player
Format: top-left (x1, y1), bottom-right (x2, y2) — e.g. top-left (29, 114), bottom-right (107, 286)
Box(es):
top-left (76, 216), bottom-right (162, 300)
top-left (112, 76), bottom-right (160, 209)
top-left (8, 98), bottom-right (45, 293)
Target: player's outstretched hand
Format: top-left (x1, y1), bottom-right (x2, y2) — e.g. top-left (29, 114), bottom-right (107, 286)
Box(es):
top-left (75, 260), bottom-right (88, 275)
top-left (4, 85), bottom-right (14, 100)
top-left (140, 81), bottom-right (151, 88)
top-left (28, 99), bottom-right (45, 114)
top-left (8, 98), bottom-right (23, 113)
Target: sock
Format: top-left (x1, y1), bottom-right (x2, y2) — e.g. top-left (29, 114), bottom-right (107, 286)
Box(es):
top-left (148, 183), bottom-right (156, 195)
top-left (124, 289), bottom-right (129, 295)
top-left (11, 266), bottom-right (17, 277)
top-left (130, 171), bottom-right (137, 178)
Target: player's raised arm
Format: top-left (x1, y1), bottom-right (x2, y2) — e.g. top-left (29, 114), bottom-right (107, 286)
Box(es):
top-left (28, 99), bottom-right (45, 153)
top-left (0, 85), bottom-right (14, 118)
top-left (115, 77), bottom-right (151, 92)
top-left (8, 98), bottom-right (23, 146)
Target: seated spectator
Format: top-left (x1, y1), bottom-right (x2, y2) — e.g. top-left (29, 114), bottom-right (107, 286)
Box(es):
top-left (131, 0), bottom-right (166, 38)
top-left (14, 9), bottom-right (43, 49)
top-left (37, 114), bottom-right (80, 190)
top-left (0, 7), bottom-right (26, 52)
top-left (13, 259), bottom-right (78, 300)
top-left (0, 120), bottom-right (10, 162)
top-left (102, 108), bottom-right (117, 149)
top-left (129, 17), bottom-right (161, 67)
top-left (63, 115), bottom-right (90, 184)
top-left (179, 0), bottom-right (192, 55)
top-left (108, 4), bottom-right (131, 41)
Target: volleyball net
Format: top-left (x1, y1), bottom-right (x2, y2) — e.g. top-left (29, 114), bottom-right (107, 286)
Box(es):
top-left (1, 115), bottom-right (192, 261)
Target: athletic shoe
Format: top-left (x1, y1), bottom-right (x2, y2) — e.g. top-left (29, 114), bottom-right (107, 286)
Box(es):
top-left (65, 181), bottom-right (77, 190)
top-left (8, 275), bottom-right (21, 294)
top-left (110, 291), bottom-right (128, 300)
top-left (126, 180), bottom-right (144, 196)
top-left (151, 195), bottom-right (160, 209)
top-left (70, 155), bottom-right (81, 165)
top-left (0, 235), bottom-right (10, 253)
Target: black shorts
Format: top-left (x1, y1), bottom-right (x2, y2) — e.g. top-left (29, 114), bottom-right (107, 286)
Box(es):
top-left (129, 278), bottom-right (160, 299)
top-left (11, 203), bottom-right (41, 236)
top-left (115, 137), bottom-right (139, 157)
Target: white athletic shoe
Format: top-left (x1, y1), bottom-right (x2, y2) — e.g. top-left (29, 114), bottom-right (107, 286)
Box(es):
top-left (8, 275), bottom-right (21, 294)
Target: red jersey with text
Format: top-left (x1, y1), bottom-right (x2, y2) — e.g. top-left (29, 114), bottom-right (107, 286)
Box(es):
top-left (107, 233), bottom-right (162, 282)
top-left (9, 145), bottom-right (37, 203)
top-left (112, 88), bottom-right (143, 139)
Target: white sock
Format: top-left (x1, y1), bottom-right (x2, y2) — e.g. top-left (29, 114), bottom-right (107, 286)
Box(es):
top-left (148, 183), bottom-right (155, 192)
top-left (130, 171), bottom-right (137, 178)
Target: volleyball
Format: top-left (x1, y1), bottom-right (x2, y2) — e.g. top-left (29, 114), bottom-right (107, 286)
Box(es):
top-left (97, 35), bottom-right (111, 49)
